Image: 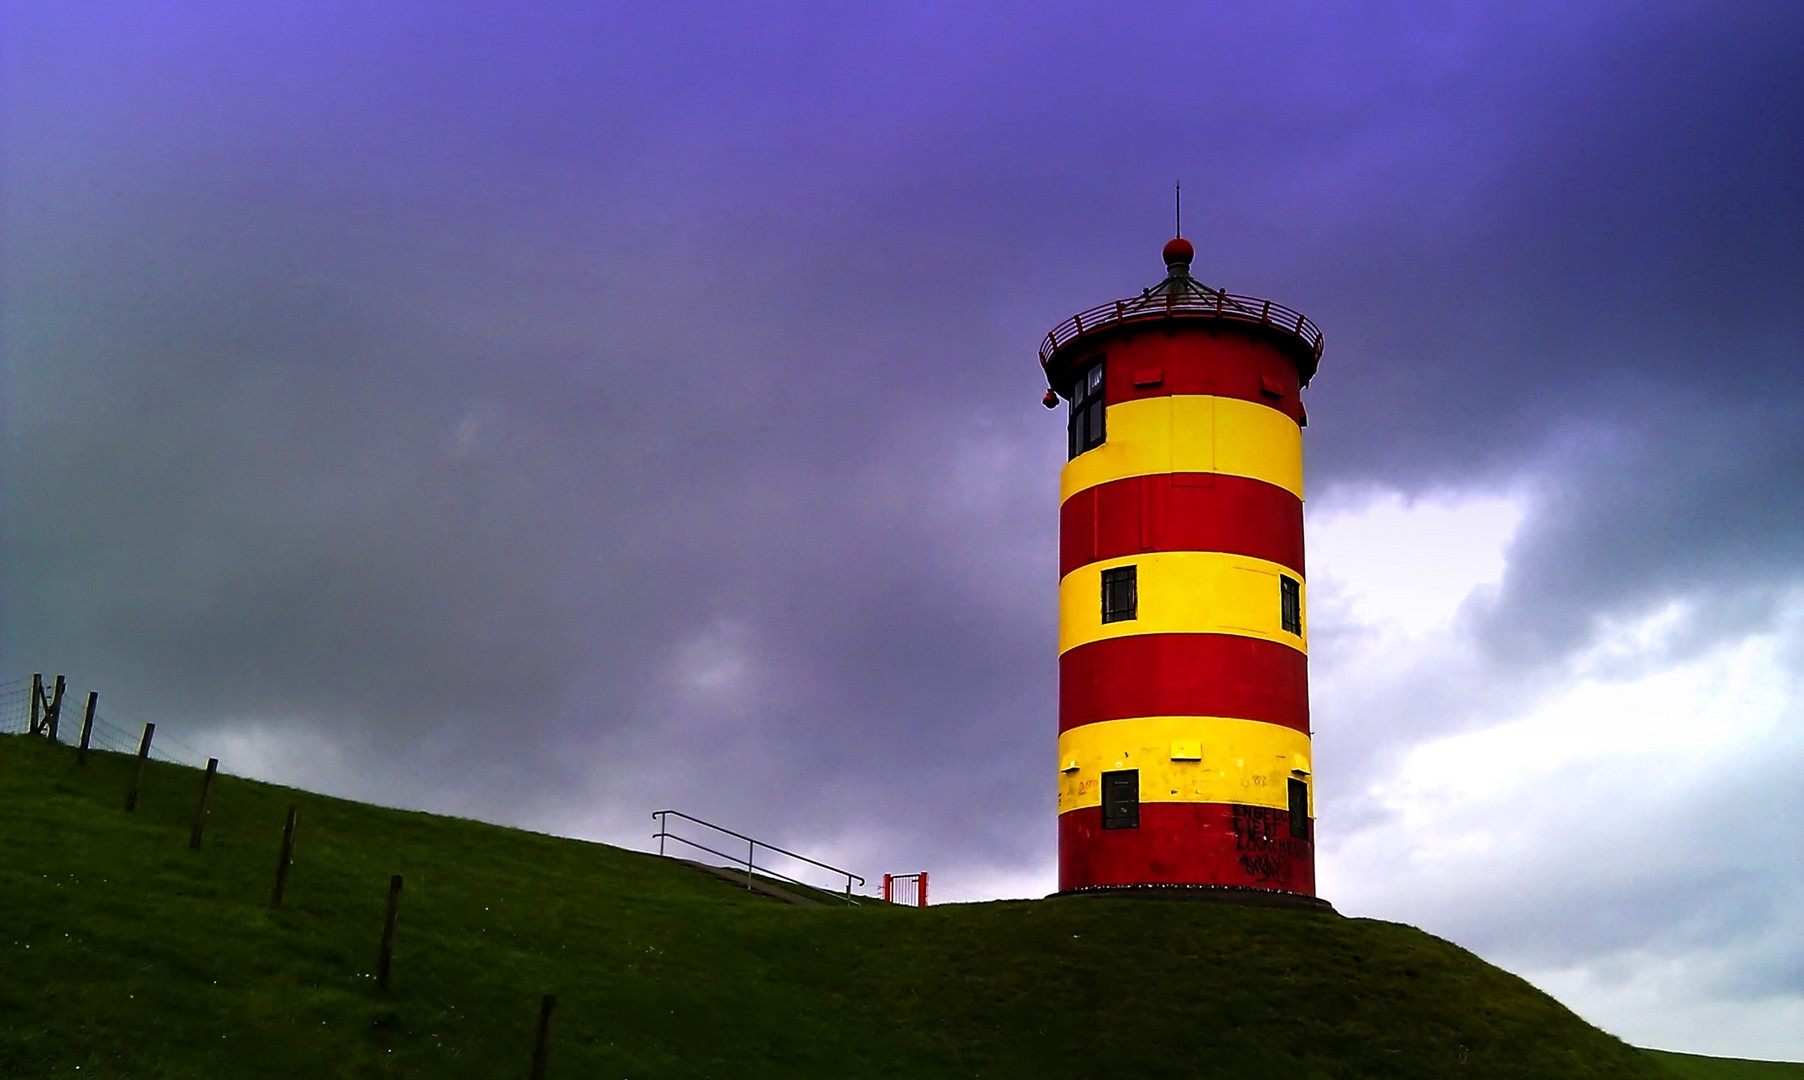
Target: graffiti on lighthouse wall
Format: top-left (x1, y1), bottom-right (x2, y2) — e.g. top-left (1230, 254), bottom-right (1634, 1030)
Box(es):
top-left (1230, 804), bottom-right (1310, 886)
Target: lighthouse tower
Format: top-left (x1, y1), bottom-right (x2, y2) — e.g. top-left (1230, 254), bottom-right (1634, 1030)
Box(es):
top-left (1040, 235), bottom-right (1326, 904)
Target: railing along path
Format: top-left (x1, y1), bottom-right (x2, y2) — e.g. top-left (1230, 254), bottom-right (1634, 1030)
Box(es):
top-left (652, 809), bottom-right (865, 905)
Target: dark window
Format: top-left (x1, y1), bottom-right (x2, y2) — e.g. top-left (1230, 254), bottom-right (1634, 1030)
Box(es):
top-left (1288, 777), bottom-right (1311, 840)
top-left (1280, 575), bottom-right (1302, 635)
top-left (1102, 770), bottom-right (1139, 830)
top-left (1101, 566), bottom-right (1137, 624)
top-left (1067, 359), bottom-right (1106, 459)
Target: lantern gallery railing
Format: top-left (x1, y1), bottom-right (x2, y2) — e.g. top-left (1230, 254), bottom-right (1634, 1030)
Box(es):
top-left (1039, 286), bottom-right (1324, 371)
top-left (652, 809), bottom-right (865, 904)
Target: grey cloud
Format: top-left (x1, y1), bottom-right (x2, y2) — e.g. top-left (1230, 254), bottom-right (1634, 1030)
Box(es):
top-left (1477, 399), bottom-right (1804, 663)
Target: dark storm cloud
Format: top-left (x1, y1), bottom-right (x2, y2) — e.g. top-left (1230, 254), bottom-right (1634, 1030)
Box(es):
top-left (1480, 399), bottom-right (1804, 662)
top-left (4, 0), bottom-right (1802, 911)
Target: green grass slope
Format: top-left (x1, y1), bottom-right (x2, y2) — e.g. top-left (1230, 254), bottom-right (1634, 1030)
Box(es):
top-left (0, 733), bottom-right (1677, 1079)
top-left (1645, 1050), bottom-right (1804, 1079)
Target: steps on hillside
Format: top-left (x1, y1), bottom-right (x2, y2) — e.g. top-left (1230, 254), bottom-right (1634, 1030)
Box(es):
top-left (677, 859), bottom-right (823, 907)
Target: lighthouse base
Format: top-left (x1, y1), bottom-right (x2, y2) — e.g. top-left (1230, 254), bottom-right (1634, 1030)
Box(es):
top-left (1059, 803), bottom-right (1317, 894)
top-left (1054, 882), bottom-right (1336, 914)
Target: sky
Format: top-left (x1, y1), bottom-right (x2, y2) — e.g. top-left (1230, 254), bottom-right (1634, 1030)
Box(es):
top-left (4, 0), bottom-right (1802, 1060)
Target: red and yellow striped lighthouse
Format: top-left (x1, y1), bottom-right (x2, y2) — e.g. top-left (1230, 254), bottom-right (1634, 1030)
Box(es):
top-left (1041, 236), bottom-right (1326, 903)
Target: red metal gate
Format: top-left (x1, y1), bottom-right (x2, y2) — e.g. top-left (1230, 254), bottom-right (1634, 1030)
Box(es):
top-left (881, 872), bottom-right (929, 907)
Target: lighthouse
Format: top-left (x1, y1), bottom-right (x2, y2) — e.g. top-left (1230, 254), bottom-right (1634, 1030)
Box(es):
top-left (1041, 235), bottom-right (1326, 904)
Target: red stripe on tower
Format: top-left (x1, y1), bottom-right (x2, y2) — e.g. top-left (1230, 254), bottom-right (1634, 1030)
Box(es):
top-left (1059, 634), bottom-right (1310, 734)
top-left (1058, 803), bottom-right (1316, 894)
top-left (1059, 473), bottom-right (1304, 578)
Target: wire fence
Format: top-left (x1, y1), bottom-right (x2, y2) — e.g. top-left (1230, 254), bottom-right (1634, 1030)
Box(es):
top-left (0, 675), bottom-right (214, 769)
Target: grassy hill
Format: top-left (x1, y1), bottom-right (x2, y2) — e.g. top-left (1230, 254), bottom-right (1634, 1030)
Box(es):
top-left (1645, 1051), bottom-right (1804, 1079)
top-left (0, 732), bottom-right (1783, 1079)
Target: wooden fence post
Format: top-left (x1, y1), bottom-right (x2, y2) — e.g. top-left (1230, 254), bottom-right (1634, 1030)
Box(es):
top-left (270, 808), bottom-right (298, 908)
top-left (124, 723), bottom-right (155, 811)
top-left (375, 875), bottom-right (404, 990)
top-left (529, 994), bottom-right (556, 1080)
top-left (76, 693), bottom-right (97, 766)
top-left (29, 673), bottom-right (42, 735)
top-left (189, 759), bottom-right (219, 850)
top-left (45, 676), bottom-right (66, 742)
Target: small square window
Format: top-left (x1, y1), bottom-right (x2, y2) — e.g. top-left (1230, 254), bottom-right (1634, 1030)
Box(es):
top-left (1288, 777), bottom-right (1311, 840)
top-left (1067, 358), bottom-right (1106, 459)
top-left (1280, 575), bottom-right (1302, 636)
top-left (1102, 769), bottom-right (1139, 830)
top-left (1101, 566), bottom-right (1137, 624)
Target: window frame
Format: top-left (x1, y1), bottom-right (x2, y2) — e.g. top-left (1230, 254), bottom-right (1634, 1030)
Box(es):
top-left (1280, 574), bottom-right (1302, 636)
top-left (1101, 769), bottom-right (1140, 830)
top-left (1067, 358), bottom-right (1106, 459)
top-left (1287, 776), bottom-right (1311, 840)
top-left (1101, 565), bottom-right (1138, 624)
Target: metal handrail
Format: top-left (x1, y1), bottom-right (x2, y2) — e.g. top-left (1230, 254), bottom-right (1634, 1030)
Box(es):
top-left (652, 809), bottom-right (865, 904)
top-left (1039, 284), bottom-right (1324, 373)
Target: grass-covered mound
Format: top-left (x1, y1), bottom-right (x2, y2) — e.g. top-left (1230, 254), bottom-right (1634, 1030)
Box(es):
top-left (1646, 1050), bottom-right (1804, 1079)
top-left (0, 733), bottom-right (1686, 1078)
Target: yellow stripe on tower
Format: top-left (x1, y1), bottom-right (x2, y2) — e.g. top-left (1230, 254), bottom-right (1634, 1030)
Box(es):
top-left (1057, 715), bottom-right (1313, 814)
top-left (1060, 394), bottom-right (1303, 504)
top-left (1058, 551), bottom-right (1307, 654)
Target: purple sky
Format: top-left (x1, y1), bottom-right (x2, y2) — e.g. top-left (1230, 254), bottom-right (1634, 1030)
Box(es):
top-left (5, 0), bottom-right (1803, 1058)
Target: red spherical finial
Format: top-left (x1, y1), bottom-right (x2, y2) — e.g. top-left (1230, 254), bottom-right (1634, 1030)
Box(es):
top-left (1163, 236), bottom-right (1194, 266)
